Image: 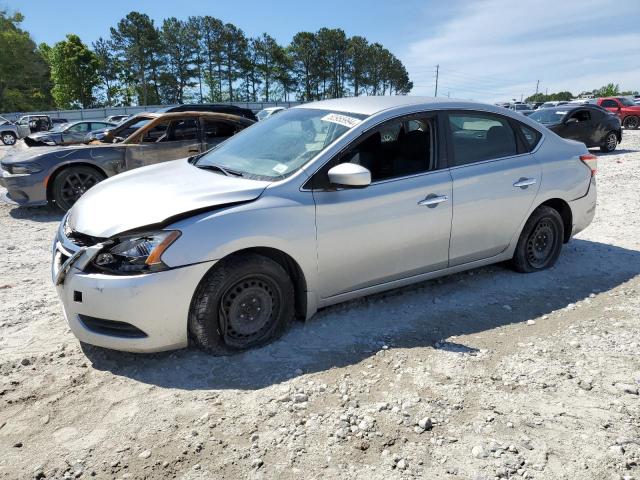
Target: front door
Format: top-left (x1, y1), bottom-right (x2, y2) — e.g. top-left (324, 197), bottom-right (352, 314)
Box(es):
top-left (125, 118), bottom-right (202, 170)
top-left (559, 109), bottom-right (593, 145)
top-left (312, 114), bottom-right (452, 299)
top-left (446, 112), bottom-right (541, 266)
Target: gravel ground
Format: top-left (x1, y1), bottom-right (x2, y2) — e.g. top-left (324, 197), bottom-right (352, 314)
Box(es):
top-left (0, 132), bottom-right (639, 480)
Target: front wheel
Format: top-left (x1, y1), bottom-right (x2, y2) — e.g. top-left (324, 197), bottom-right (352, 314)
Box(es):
top-left (189, 253), bottom-right (294, 355)
top-left (51, 166), bottom-right (106, 211)
top-left (623, 116), bottom-right (639, 130)
top-left (510, 206), bottom-right (564, 273)
top-left (600, 131), bottom-right (618, 152)
top-left (1, 132), bottom-right (17, 146)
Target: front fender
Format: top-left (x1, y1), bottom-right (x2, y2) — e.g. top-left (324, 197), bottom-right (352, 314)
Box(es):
top-left (161, 193), bottom-right (319, 297)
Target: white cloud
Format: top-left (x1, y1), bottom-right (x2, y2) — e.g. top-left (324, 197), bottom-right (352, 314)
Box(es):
top-left (402, 0), bottom-right (640, 101)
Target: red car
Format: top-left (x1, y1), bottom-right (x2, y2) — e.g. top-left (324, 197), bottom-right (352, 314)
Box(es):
top-left (597, 97), bottom-right (640, 129)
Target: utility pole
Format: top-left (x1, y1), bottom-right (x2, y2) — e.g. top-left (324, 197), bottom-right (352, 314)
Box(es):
top-left (434, 65), bottom-right (439, 97)
top-left (535, 80), bottom-right (539, 95)
top-left (520, 93), bottom-right (523, 102)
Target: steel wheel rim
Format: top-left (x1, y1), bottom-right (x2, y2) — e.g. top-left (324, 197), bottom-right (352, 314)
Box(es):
top-left (60, 172), bottom-right (99, 204)
top-left (219, 274), bottom-right (279, 346)
top-left (606, 133), bottom-right (617, 150)
top-left (526, 219), bottom-right (556, 268)
top-left (3, 134), bottom-right (15, 145)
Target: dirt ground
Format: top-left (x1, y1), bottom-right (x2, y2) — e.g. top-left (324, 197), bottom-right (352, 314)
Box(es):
top-left (0, 132), bottom-right (639, 480)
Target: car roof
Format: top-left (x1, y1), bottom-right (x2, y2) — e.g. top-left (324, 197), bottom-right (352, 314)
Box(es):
top-left (294, 96), bottom-right (515, 116)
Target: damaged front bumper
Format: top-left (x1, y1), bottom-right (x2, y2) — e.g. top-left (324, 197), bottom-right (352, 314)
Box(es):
top-left (52, 231), bottom-right (215, 353)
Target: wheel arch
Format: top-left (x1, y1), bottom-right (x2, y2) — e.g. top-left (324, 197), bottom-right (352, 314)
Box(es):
top-left (211, 246), bottom-right (308, 321)
top-left (537, 198), bottom-right (572, 243)
top-left (45, 162), bottom-right (108, 202)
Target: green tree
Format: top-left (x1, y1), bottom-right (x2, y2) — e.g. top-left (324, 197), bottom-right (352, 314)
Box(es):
top-left (159, 17), bottom-right (197, 103)
top-left (347, 36), bottom-right (369, 96)
top-left (597, 83), bottom-right (620, 97)
top-left (253, 33), bottom-right (280, 101)
top-left (0, 10), bottom-right (52, 112)
top-left (110, 12), bottom-right (160, 106)
top-left (93, 37), bottom-right (120, 106)
top-left (46, 34), bottom-right (99, 108)
top-left (289, 32), bottom-right (319, 100)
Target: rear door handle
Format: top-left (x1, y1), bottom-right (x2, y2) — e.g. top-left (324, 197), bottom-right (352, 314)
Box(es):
top-left (513, 177), bottom-right (536, 188)
top-left (418, 194), bottom-right (448, 207)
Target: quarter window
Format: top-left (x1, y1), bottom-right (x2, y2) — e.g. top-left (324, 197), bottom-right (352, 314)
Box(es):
top-left (516, 123), bottom-right (542, 151)
top-left (447, 113), bottom-right (517, 166)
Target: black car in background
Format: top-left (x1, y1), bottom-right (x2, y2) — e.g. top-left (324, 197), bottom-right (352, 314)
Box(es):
top-left (158, 103), bottom-right (258, 122)
top-left (529, 104), bottom-right (622, 152)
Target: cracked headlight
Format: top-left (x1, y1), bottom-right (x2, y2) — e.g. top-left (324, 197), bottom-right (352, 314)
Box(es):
top-left (92, 230), bottom-right (180, 274)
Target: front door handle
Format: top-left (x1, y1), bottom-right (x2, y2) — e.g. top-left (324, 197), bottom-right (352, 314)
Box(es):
top-left (513, 177), bottom-right (536, 188)
top-left (418, 194), bottom-right (448, 207)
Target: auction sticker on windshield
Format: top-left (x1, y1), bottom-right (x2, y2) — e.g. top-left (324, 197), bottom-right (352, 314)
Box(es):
top-left (321, 113), bottom-right (361, 128)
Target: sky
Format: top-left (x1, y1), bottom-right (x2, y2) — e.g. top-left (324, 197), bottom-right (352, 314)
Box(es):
top-left (5, 0), bottom-right (640, 102)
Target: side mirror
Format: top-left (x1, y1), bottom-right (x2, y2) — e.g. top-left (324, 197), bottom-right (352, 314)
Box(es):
top-left (328, 163), bottom-right (371, 188)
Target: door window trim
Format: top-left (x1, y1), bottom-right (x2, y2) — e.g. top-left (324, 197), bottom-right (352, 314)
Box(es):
top-left (303, 111), bottom-right (445, 191)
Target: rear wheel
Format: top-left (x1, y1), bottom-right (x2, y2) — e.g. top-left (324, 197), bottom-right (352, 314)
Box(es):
top-left (623, 116), bottom-right (639, 129)
top-left (600, 131), bottom-right (618, 152)
top-left (189, 253), bottom-right (294, 355)
top-left (1, 132), bottom-right (17, 146)
top-left (51, 166), bottom-right (106, 211)
top-left (510, 206), bottom-right (564, 273)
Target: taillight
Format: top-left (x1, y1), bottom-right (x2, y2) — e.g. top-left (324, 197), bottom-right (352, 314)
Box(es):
top-left (580, 154), bottom-right (597, 176)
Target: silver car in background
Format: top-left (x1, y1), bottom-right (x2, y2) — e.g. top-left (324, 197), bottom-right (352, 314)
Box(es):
top-left (52, 96), bottom-right (597, 354)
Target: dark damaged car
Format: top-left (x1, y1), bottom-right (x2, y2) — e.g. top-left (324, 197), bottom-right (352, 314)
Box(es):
top-left (24, 120), bottom-right (117, 147)
top-left (1, 112), bottom-right (254, 210)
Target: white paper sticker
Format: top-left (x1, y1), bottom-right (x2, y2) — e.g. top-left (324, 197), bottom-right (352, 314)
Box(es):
top-left (321, 113), bottom-right (361, 128)
top-left (273, 163), bottom-right (288, 174)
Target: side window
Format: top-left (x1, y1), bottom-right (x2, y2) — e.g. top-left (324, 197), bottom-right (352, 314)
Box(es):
top-left (341, 116), bottom-right (434, 182)
top-left (447, 113), bottom-right (517, 166)
top-left (170, 119), bottom-right (199, 141)
top-left (601, 99), bottom-right (618, 108)
top-left (91, 122), bottom-right (109, 130)
top-left (516, 123), bottom-right (542, 152)
top-left (569, 110), bottom-right (591, 122)
top-left (203, 120), bottom-right (236, 141)
top-left (67, 123), bottom-right (90, 133)
top-left (141, 121), bottom-right (169, 143)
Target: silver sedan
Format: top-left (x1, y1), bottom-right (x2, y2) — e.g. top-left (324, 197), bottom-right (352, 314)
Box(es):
top-left (52, 97), bottom-right (597, 354)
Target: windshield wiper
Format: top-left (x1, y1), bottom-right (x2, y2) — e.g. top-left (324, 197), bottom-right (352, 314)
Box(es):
top-left (195, 163), bottom-right (243, 177)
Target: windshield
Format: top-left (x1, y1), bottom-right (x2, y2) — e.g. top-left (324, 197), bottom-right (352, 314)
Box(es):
top-left (195, 108), bottom-right (368, 180)
top-left (617, 97), bottom-right (635, 106)
top-left (529, 109), bottom-right (566, 124)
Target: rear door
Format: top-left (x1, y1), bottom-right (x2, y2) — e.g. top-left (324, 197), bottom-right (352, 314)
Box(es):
top-left (446, 111), bottom-right (542, 266)
top-left (125, 118), bottom-right (202, 170)
top-left (562, 109), bottom-right (593, 145)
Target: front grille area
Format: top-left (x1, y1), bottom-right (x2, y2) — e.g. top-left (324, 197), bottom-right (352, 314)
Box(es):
top-left (78, 315), bottom-right (147, 338)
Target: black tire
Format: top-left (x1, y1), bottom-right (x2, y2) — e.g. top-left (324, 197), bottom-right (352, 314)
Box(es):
top-left (623, 116), bottom-right (639, 130)
top-left (1, 132), bottom-right (17, 146)
top-left (51, 165), bottom-right (106, 211)
top-left (189, 253), bottom-right (294, 355)
top-left (600, 131), bottom-right (618, 152)
top-left (510, 206), bottom-right (564, 273)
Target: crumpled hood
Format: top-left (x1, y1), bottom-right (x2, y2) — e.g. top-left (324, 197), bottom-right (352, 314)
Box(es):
top-left (67, 159), bottom-right (271, 238)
